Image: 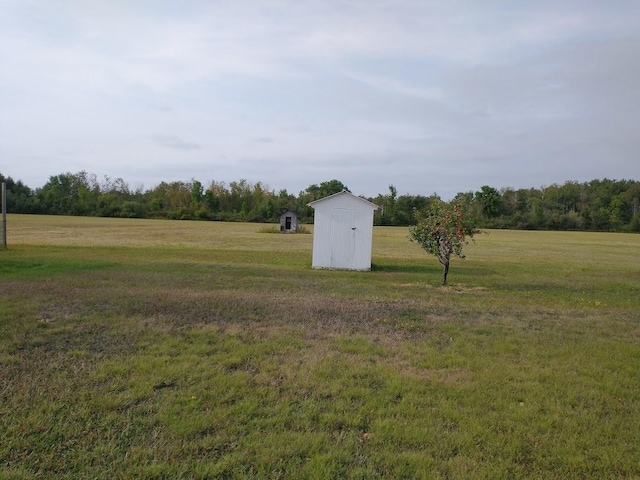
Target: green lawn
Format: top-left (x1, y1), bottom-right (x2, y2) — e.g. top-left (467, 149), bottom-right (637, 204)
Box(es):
top-left (1, 215), bottom-right (639, 479)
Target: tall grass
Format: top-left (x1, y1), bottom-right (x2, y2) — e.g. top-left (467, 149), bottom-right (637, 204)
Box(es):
top-left (1, 215), bottom-right (639, 478)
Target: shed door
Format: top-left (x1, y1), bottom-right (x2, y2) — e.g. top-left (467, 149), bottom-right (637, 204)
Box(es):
top-left (330, 208), bottom-right (356, 268)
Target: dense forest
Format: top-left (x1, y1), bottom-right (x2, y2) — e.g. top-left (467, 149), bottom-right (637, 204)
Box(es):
top-left (1, 171), bottom-right (639, 232)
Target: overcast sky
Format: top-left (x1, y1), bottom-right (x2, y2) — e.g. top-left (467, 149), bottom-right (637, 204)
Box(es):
top-left (1, 1), bottom-right (638, 199)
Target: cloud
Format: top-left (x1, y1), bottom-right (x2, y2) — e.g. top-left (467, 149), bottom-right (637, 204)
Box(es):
top-left (152, 135), bottom-right (201, 151)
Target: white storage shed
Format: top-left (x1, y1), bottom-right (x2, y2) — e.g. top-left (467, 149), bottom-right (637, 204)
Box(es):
top-left (307, 191), bottom-right (381, 270)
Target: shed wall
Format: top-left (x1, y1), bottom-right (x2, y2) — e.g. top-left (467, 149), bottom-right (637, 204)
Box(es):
top-left (311, 194), bottom-right (376, 270)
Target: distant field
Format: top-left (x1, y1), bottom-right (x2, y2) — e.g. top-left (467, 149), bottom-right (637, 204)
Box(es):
top-left (1, 214), bottom-right (639, 479)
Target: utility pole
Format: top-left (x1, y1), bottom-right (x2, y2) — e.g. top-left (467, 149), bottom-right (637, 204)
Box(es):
top-left (1, 181), bottom-right (6, 249)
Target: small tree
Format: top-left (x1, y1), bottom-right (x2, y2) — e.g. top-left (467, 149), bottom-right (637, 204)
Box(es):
top-left (409, 202), bottom-right (479, 285)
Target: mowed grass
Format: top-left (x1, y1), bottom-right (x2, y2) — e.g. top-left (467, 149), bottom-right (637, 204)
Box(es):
top-left (1, 214), bottom-right (639, 479)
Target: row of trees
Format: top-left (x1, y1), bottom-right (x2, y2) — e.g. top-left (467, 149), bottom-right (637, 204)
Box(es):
top-left (460, 181), bottom-right (640, 232)
top-left (0, 172), bottom-right (350, 224)
top-left (1, 171), bottom-right (639, 232)
top-left (375, 180), bottom-right (640, 232)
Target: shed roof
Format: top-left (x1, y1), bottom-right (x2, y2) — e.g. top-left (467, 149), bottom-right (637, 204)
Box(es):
top-left (306, 190), bottom-right (381, 210)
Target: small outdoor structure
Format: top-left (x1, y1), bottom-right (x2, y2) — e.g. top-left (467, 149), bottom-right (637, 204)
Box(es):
top-left (307, 190), bottom-right (381, 270)
top-left (280, 210), bottom-right (299, 233)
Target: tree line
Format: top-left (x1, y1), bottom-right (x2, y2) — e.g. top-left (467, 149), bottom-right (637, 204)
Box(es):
top-left (1, 171), bottom-right (639, 232)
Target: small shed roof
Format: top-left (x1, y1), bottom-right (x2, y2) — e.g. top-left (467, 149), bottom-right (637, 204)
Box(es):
top-left (306, 190), bottom-right (381, 210)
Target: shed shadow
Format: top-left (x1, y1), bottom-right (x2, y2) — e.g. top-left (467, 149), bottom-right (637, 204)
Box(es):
top-left (371, 263), bottom-right (438, 274)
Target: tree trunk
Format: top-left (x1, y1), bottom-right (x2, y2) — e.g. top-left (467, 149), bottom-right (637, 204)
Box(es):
top-left (442, 262), bottom-right (449, 285)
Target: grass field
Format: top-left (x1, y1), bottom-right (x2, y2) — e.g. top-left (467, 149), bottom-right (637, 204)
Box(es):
top-left (1, 214), bottom-right (639, 479)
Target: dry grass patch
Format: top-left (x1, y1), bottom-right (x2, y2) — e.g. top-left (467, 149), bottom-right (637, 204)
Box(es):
top-left (440, 285), bottom-right (489, 294)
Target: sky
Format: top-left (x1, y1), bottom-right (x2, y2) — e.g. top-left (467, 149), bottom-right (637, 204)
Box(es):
top-left (1, 1), bottom-right (639, 200)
